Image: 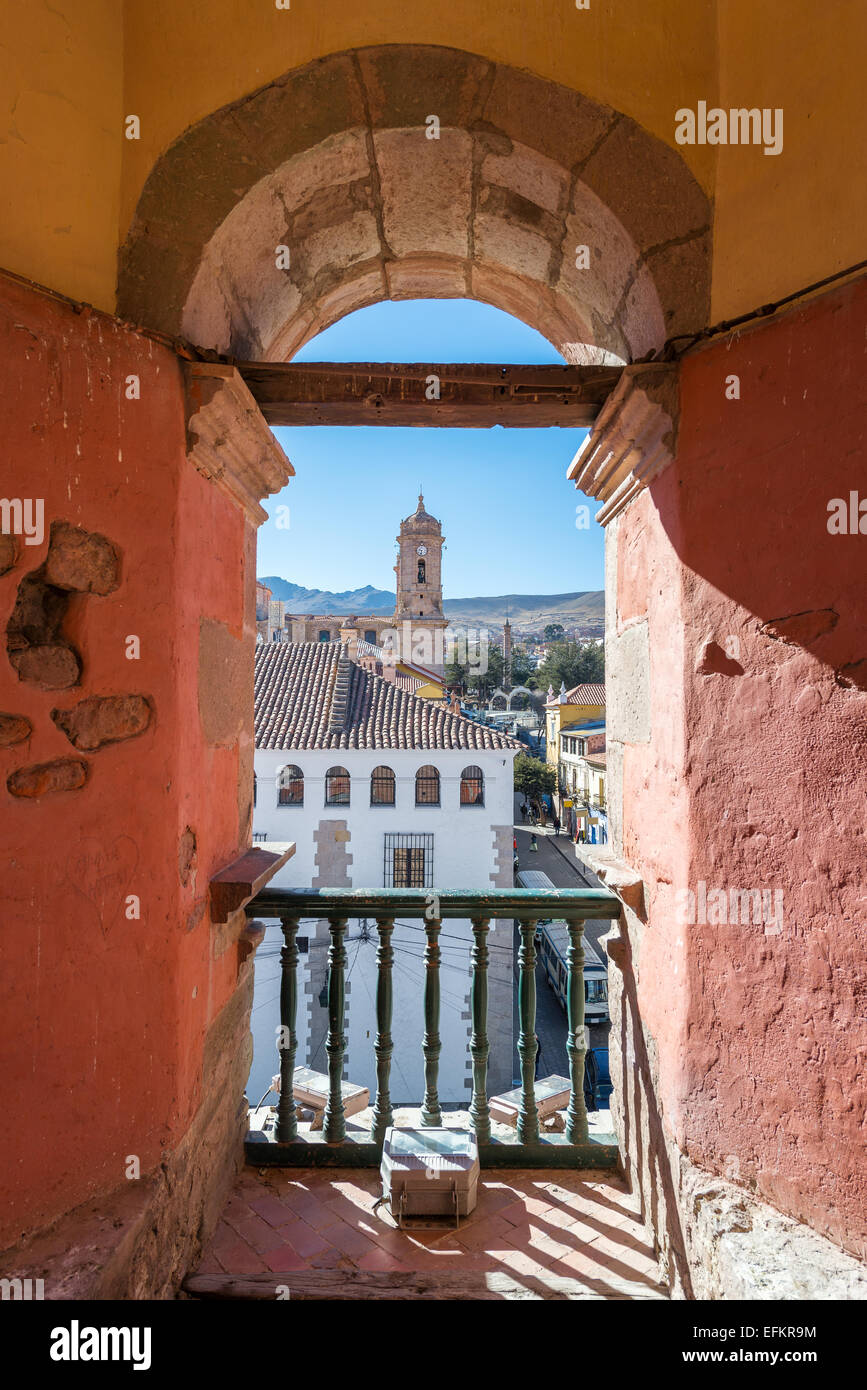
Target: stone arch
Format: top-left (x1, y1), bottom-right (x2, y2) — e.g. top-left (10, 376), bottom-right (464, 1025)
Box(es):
top-left (118, 45), bottom-right (711, 364)
top-left (507, 685), bottom-right (533, 710)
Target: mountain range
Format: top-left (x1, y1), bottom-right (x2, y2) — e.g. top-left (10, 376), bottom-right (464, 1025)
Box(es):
top-left (259, 577), bottom-right (604, 630)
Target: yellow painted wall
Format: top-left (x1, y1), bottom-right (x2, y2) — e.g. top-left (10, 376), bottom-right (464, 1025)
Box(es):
top-left (0, 0), bottom-right (122, 309)
top-left (712, 0), bottom-right (867, 317)
top-left (1, 1), bottom-right (863, 322)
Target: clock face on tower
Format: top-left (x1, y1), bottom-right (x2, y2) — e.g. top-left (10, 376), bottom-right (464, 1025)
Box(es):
top-left (416, 545), bottom-right (427, 556)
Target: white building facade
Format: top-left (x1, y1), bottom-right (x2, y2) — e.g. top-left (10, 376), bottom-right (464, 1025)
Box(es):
top-left (249, 641), bottom-right (520, 1109)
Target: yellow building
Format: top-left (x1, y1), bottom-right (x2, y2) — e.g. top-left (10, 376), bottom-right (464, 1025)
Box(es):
top-left (545, 683), bottom-right (605, 772)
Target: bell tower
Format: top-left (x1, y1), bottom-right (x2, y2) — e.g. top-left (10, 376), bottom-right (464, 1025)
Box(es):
top-left (393, 493), bottom-right (448, 675)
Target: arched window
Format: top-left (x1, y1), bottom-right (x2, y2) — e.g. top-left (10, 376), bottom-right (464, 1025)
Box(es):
top-left (370, 765), bottom-right (395, 806)
top-left (415, 764), bottom-right (440, 806)
top-left (417, 559), bottom-right (426, 584)
top-left (318, 629), bottom-right (330, 642)
top-left (460, 765), bottom-right (484, 806)
top-left (278, 764), bottom-right (303, 806)
top-left (364, 629), bottom-right (377, 645)
top-left (325, 765), bottom-right (350, 805)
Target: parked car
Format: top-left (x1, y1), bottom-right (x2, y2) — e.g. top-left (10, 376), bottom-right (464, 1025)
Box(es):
top-left (583, 1047), bottom-right (613, 1112)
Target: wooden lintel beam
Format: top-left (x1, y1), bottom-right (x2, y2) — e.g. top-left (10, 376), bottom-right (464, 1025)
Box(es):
top-left (238, 362), bottom-right (624, 427)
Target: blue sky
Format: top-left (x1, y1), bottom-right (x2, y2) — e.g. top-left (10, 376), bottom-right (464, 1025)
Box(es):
top-left (258, 300), bottom-right (603, 597)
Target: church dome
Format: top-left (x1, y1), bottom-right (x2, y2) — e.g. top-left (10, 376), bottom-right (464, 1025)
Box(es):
top-left (401, 493), bottom-right (441, 533)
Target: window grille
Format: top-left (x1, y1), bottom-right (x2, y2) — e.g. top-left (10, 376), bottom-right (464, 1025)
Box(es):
top-left (370, 764), bottom-right (396, 806)
top-left (384, 833), bottom-right (434, 888)
top-left (415, 764), bottom-right (440, 806)
top-left (460, 764), bottom-right (484, 806)
top-left (325, 765), bottom-right (351, 805)
top-left (278, 764), bottom-right (304, 805)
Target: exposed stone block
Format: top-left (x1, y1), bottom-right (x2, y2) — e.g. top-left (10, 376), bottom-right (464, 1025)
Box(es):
top-left (357, 46), bottom-right (490, 131)
top-left (50, 694), bottom-right (153, 750)
top-left (0, 712), bottom-right (32, 746)
top-left (480, 64), bottom-right (615, 172)
top-left (178, 826), bottom-right (197, 888)
top-left (9, 643), bottom-right (81, 690)
top-left (6, 522), bottom-right (121, 689)
top-left (480, 143), bottom-right (569, 217)
top-left (198, 617), bottom-right (250, 747)
top-left (375, 128), bottom-right (473, 260)
top-left (579, 114), bottom-right (710, 252)
top-left (607, 620), bottom-right (651, 743)
top-left (7, 757), bottom-right (88, 798)
top-left (42, 521), bottom-right (120, 595)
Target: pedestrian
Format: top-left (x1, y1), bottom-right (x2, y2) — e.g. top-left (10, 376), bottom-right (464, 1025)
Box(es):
top-left (553, 814), bottom-right (561, 835)
top-left (520, 802), bottom-right (528, 823)
top-left (530, 834), bottom-right (538, 853)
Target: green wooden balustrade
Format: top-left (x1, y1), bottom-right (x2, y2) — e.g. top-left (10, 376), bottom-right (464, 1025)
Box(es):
top-left (248, 887), bottom-right (621, 1168)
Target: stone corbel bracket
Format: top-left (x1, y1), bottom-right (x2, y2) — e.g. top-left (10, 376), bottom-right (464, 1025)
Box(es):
top-left (567, 363), bottom-right (679, 526)
top-left (184, 363), bottom-right (294, 525)
top-left (574, 843), bottom-right (646, 925)
top-left (209, 843), bottom-right (296, 924)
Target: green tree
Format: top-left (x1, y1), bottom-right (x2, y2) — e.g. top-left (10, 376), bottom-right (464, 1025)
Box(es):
top-left (513, 753), bottom-right (556, 803)
top-left (537, 640), bottom-right (604, 692)
top-left (543, 623), bottom-right (565, 642)
top-left (510, 645), bottom-right (536, 689)
top-left (467, 644), bottom-right (504, 701)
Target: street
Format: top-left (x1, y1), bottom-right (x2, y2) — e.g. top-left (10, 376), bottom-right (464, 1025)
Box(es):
top-left (512, 794), bottom-right (611, 1081)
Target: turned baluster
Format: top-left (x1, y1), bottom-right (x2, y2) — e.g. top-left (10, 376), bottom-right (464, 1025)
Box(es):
top-left (469, 915), bottom-right (492, 1144)
top-left (322, 915), bottom-right (348, 1145)
top-left (517, 918), bottom-right (540, 1143)
top-left (371, 916), bottom-right (395, 1144)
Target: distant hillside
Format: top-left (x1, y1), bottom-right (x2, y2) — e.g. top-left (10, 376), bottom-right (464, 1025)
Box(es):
top-left (260, 578), bottom-right (394, 614)
top-left (444, 591), bottom-right (604, 629)
top-left (259, 576), bottom-right (604, 629)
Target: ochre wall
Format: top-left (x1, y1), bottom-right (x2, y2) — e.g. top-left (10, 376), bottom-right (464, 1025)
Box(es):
top-left (2, 2), bottom-right (864, 327)
top-left (0, 0), bottom-right (123, 310)
top-left (617, 277), bottom-right (867, 1257)
top-left (0, 276), bottom-right (247, 1245)
top-left (713, 0), bottom-right (867, 314)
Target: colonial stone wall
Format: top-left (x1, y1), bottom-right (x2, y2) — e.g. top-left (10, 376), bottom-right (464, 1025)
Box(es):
top-left (0, 276), bottom-right (275, 1289)
top-left (601, 275), bottom-right (867, 1292)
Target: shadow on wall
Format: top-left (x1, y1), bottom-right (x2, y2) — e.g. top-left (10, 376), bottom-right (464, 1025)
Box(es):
top-left (607, 921), bottom-right (694, 1299)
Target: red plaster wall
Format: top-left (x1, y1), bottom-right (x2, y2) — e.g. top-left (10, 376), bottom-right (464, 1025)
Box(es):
top-left (621, 276), bottom-right (867, 1257)
top-left (0, 279), bottom-right (247, 1247)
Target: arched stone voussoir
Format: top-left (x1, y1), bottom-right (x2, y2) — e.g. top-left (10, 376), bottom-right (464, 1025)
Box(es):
top-left (118, 44), bottom-right (711, 362)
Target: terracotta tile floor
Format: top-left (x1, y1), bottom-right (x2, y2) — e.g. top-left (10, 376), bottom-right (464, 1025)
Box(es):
top-left (196, 1166), bottom-right (669, 1299)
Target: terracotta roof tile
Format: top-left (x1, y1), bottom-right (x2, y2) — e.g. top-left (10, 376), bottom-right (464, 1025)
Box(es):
top-left (255, 643), bottom-right (522, 752)
top-left (563, 683), bottom-right (606, 705)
